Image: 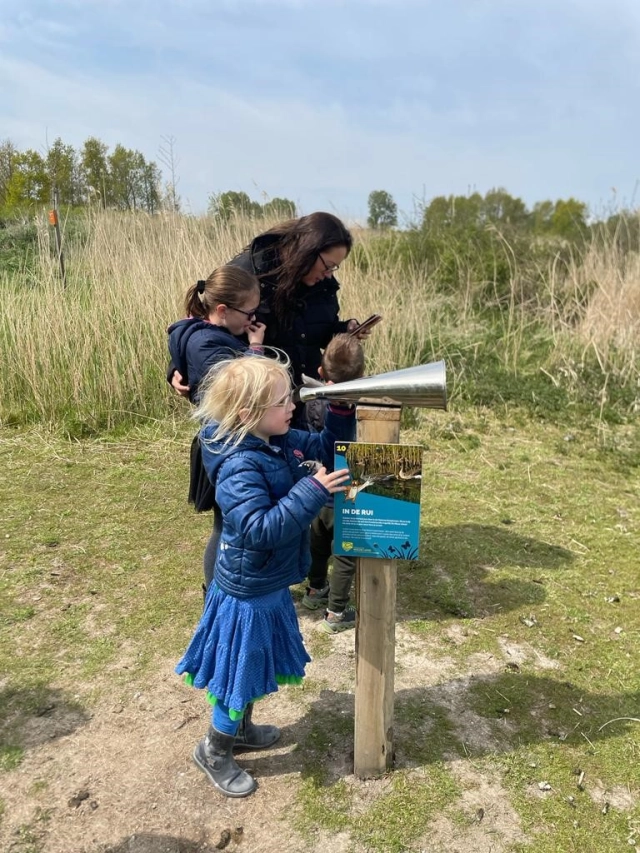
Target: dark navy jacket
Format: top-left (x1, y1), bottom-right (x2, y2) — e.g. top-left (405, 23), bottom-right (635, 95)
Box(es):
top-left (201, 406), bottom-right (355, 598)
top-left (229, 234), bottom-right (351, 384)
top-left (167, 319), bottom-right (249, 404)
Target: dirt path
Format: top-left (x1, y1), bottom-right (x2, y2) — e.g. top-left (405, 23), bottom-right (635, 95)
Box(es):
top-left (1, 616), bottom-right (530, 853)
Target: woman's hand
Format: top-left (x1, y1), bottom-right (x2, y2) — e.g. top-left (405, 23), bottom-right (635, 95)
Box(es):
top-left (346, 318), bottom-right (373, 340)
top-left (247, 321), bottom-right (266, 347)
top-left (312, 466), bottom-right (351, 494)
top-left (171, 370), bottom-right (191, 398)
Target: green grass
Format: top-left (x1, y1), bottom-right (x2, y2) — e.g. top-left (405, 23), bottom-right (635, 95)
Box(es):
top-left (296, 705), bottom-right (462, 851)
top-left (352, 769), bottom-right (462, 852)
top-left (0, 419), bottom-right (207, 757)
top-left (0, 409), bottom-right (638, 852)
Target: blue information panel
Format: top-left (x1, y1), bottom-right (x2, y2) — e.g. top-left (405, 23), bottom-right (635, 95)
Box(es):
top-left (333, 441), bottom-right (423, 560)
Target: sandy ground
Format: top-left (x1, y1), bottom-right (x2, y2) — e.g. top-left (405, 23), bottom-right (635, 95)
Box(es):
top-left (0, 615), bottom-right (560, 853)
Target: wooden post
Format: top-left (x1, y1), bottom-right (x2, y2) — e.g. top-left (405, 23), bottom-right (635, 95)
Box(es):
top-left (49, 188), bottom-right (67, 287)
top-left (353, 404), bottom-right (402, 777)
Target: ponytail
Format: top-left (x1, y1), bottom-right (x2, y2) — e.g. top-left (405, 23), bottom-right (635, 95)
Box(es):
top-left (184, 280), bottom-right (208, 319)
top-left (183, 268), bottom-right (259, 319)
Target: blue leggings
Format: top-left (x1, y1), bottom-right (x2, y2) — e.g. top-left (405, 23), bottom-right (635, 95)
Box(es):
top-left (213, 701), bottom-right (241, 736)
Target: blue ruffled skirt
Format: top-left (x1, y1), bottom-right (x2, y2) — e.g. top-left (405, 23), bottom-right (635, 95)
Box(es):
top-left (175, 585), bottom-right (311, 715)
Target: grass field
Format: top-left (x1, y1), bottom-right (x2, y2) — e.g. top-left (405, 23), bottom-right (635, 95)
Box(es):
top-left (1, 210), bottom-right (639, 435)
top-left (1, 405), bottom-right (638, 852)
top-left (0, 210), bottom-right (638, 850)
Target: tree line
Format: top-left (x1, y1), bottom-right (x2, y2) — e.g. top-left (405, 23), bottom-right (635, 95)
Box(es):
top-left (207, 191), bottom-right (297, 221)
top-left (420, 188), bottom-right (591, 242)
top-left (366, 187), bottom-right (605, 243)
top-left (0, 137), bottom-right (300, 221)
top-left (1, 136), bottom-right (635, 248)
top-left (0, 137), bottom-right (166, 215)
top-left (0, 137), bottom-right (299, 220)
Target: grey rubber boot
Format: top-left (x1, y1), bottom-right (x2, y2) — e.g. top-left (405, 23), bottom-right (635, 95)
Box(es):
top-left (234, 702), bottom-right (281, 751)
top-left (193, 726), bottom-right (257, 798)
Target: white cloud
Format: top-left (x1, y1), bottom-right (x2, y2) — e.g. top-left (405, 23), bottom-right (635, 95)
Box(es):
top-left (0, 0), bottom-right (639, 218)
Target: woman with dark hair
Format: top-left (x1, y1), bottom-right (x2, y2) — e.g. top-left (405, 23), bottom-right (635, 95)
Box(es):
top-left (230, 211), bottom-right (354, 384)
top-left (171, 212), bottom-right (363, 426)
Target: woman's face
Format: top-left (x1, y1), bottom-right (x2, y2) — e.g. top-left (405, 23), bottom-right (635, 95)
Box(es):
top-left (301, 245), bottom-right (349, 286)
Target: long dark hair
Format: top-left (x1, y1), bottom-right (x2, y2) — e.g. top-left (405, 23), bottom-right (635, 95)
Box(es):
top-left (253, 212), bottom-right (352, 324)
top-left (184, 266), bottom-right (259, 319)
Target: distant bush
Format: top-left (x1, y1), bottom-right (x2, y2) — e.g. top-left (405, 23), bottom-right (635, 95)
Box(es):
top-left (351, 225), bottom-right (578, 307)
top-left (0, 219), bottom-right (38, 274)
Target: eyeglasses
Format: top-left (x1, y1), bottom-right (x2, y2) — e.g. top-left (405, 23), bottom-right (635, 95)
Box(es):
top-left (227, 304), bottom-right (260, 320)
top-left (318, 253), bottom-right (340, 274)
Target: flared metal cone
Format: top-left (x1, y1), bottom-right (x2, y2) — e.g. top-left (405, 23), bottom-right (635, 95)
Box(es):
top-left (299, 360), bottom-right (447, 410)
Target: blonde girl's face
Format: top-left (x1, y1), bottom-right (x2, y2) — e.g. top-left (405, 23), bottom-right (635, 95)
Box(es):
top-left (252, 379), bottom-right (296, 442)
top-left (210, 292), bottom-right (260, 335)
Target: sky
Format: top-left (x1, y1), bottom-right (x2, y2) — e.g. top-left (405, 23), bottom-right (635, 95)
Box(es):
top-left (1, 0), bottom-right (639, 223)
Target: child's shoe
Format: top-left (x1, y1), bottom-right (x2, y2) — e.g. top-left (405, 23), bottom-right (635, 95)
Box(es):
top-left (234, 702), bottom-right (280, 750)
top-left (320, 606), bottom-right (356, 634)
top-left (302, 585), bottom-right (330, 610)
top-left (193, 726), bottom-right (257, 798)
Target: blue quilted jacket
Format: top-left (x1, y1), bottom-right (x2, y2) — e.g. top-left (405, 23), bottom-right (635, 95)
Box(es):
top-left (167, 318), bottom-right (249, 404)
top-left (200, 406), bottom-right (355, 598)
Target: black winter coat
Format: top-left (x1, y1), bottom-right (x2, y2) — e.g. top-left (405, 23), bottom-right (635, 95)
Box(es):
top-left (229, 233), bottom-right (351, 384)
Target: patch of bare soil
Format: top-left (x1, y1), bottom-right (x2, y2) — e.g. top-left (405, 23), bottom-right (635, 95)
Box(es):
top-left (496, 638), bottom-right (560, 671)
top-left (418, 761), bottom-right (528, 853)
top-left (0, 618), bottom-right (531, 853)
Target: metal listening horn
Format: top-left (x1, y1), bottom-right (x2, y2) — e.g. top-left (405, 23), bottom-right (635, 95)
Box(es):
top-left (299, 360), bottom-right (447, 410)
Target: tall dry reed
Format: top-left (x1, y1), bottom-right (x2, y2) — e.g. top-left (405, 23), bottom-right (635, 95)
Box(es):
top-left (0, 211), bottom-right (444, 430)
top-left (546, 237), bottom-right (640, 383)
top-left (0, 210), bottom-right (637, 431)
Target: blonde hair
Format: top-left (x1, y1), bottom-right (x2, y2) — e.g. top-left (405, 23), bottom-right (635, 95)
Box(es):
top-left (194, 353), bottom-right (292, 448)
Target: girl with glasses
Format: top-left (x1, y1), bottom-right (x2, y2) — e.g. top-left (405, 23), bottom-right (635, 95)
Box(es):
top-left (175, 355), bottom-right (354, 798)
top-left (168, 265), bottom-right (266, 405)
top-left (168, 266), bottom-right (267, 592)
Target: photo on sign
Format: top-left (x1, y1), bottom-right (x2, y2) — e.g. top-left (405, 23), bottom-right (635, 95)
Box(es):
top-left (342, 443), bottom-right (422, 505)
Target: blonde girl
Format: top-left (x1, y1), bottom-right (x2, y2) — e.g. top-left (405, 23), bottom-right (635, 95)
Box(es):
top-left (176, 355), bottom-right (354, 798)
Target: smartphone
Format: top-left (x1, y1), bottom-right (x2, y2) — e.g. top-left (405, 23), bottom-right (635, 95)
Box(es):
top-left (349, 314), bottom-right (383, 336)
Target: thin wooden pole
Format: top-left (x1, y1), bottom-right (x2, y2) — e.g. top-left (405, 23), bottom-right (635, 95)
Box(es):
top-left (49, 188), bottom-right (66, 287)
top-left (353, 404), bottom-right (402, 778)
